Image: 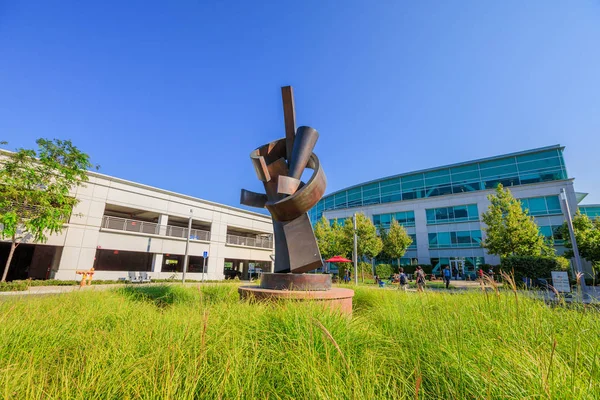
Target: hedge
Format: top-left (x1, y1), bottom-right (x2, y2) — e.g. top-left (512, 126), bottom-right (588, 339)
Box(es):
top-left (375, 264), bottom-right (393, 278)
top-left (500, 256), bottom-right (570, 282)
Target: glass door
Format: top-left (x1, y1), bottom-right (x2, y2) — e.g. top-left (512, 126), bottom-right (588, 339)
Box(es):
top-left (450, 259), bottom-right (464, 280)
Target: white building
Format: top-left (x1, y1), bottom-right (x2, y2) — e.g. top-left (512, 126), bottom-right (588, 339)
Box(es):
top-left (1, 170), bottom-right (274, 281)
top-left (310, 145), bottom-right (595, 278)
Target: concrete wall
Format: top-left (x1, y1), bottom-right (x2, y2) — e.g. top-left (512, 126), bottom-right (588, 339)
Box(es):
top-left (51, 172), bottom-right (273, 281)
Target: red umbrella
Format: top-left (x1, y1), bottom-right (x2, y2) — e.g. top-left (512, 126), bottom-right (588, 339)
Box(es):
top-left (325, 255), bottom-right (352, 263)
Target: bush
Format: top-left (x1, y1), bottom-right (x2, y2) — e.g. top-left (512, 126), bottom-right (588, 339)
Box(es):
top-left (500, 256), bottom-right (570, 281)
top-left (0, 281), bottom-right (28, 292)
top-left (401, 264), bottom-right (432, 275)
top-left (375, 264), bottom-right (393, 278)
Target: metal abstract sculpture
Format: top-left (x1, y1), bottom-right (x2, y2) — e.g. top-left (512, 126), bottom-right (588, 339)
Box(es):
top-left (240, 86), bottom-right (326, 273)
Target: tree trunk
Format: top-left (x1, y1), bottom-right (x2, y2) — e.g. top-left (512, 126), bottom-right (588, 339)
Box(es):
top-left (1, 236), bottom-right (17, 282)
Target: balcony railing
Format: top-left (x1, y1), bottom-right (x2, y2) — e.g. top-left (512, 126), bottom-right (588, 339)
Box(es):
top-left (102, 216), bottom-right (210, 241)
top-left (226, 234), bottom-right (273, 249)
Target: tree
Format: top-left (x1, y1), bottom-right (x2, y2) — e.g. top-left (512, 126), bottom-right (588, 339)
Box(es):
top-left (380, 219), bottom-right (412, 268)
top-left (0, 139), bottom-right (93, 281)
top-left (314, 217), bottom-right (348, 257)
top-left (342, 213), bottom-right (383, 282)
top-left (481, 184), bottom-right (553, 258)
top-left (561, 212), bottom-right (600, 272)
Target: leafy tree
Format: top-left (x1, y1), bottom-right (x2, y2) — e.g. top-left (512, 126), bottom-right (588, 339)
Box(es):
top-left (314, 217), bottom-right (350, 273)
top-left (314, 216), bottom-right (335, 260)
top-left (481, 184), bottom-right (553, 258)
top-left (0, 139), bottom-right (93, 281)
top-left (342, 213), bottom-right (383, 282)
top-left (561, 212), bottom-right (600, 273)
top-left (380, 219), bottom-right (412, 267)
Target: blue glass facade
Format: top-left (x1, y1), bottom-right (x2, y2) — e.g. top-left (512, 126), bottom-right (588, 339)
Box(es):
top-left (426, 204), bottom-right (479, 225)
top-left (309, 146), bottom-right (567, 223)
top-left (579, 205), bottom-right (600, 219)
top-left (311, 145), bottom-right (587, 273)
top-left (372, 211), bottom-right (415, 228)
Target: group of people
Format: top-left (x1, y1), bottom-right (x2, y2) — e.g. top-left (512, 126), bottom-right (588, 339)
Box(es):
top-left (384, 266), bottom-right (427, 292)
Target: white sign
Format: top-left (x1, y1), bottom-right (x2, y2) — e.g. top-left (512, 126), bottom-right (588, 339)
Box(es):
top-left (551, 271), bottom-right (570, 293)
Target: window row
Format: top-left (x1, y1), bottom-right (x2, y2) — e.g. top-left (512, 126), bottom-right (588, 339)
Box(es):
top-left (579, 206), bottom-right (600, 219)
top-left (426, 204), bottom-right (479, 225)
top-left (519, 195), bottom-right (562, 216)
top-left (428, 230), bottom-right (482, 249)
top-left (372, 211), bottom-right (416, 228)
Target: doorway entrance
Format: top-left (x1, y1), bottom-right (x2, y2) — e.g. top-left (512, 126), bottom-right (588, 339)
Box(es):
top-left (450, 259), bottom-right (464, 280)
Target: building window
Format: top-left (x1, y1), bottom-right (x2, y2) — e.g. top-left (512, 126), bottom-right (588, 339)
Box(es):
top-left (426, 204), bottom-right (479, 225)
top-left (428, 230), bottom-right (482, 249)
top-left (539, 225), bottom-right (565, 245)
top-left (373, 211), bottom-right (416, 228)
top-left (520, 195), bottom-right (562, 216)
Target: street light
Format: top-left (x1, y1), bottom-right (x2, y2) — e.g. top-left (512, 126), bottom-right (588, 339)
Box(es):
top-left (353, 213), bottom-right (358, 285)
top-left (560, 188), bottom-right (586, 291)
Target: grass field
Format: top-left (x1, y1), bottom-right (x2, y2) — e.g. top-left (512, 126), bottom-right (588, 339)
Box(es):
top-left (0, 283), bottom-right (599, 399)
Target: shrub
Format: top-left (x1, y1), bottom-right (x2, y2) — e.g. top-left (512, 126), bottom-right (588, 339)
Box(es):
top-left (375, 264), bottom-right (393, 278)
top-left (500, 256), bottom-right (570, 281)
top-left (0, 281), bottom-right (28, 292)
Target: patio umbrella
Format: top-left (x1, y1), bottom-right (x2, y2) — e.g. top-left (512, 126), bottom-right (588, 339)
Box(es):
top-left (325, 255), bottom-right (352, 263)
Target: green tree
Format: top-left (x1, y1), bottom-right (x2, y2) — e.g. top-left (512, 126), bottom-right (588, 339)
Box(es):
top-left (314, 217), bottom-right (348, 259)
top-left (0, 139), bottom-right (93, 281)
top-left (314, 216), bottom-right (334, 260)
top-left (342, 213), bottom-right (383, 282)
top-left (380, 219), bottom-right (412, 268)
top-left (481, 184), bottom-right (553, 258)
top-left (561, 212), bottom-right (600, 273)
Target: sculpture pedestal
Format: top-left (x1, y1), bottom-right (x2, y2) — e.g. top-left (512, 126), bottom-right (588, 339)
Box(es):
top-left (238, 273), bottom-right (354, 316)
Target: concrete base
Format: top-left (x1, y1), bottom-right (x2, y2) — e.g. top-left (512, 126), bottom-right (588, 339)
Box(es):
top-left (238, 286), bottom-right (354, 316)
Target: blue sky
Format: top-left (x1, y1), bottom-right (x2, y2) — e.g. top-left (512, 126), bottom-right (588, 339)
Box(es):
top-left (1, 1), bottom-right (599, 208)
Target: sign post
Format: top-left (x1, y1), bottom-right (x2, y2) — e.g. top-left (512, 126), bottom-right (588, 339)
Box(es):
top-left (202, 251), bottom-right (208, 282)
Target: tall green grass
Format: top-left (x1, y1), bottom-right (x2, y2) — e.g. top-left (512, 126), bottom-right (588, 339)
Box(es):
top-left (0, 284), bottom-right (599, 399)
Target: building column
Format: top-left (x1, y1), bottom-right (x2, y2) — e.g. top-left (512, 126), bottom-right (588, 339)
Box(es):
top-left (413, 208), bottom-right (431, 264)
top-left (152, 254), bottom-right (164, 273)
top-left (151, 214), bottom-right (169, 274)
top-left (157, 214), bottom-right (169, 236)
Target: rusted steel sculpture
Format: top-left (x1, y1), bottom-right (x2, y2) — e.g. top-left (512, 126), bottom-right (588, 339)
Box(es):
top-left (240, 86), bottom-right (326, 273)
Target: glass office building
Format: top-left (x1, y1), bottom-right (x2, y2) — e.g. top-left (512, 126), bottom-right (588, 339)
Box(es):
top-left (311, 145), bottom-right (596, 277)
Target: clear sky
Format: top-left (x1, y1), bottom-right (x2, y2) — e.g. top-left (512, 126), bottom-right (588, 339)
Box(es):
top-left (1, 1), bottom-right (599, 210)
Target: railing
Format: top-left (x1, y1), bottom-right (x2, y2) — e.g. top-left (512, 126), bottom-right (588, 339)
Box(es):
top-left (226, 234), bottom-right (273, 249)
top-left (102, 216), bottom-right (211, 241)
top-left (165, 225), bottom-right (210, 241)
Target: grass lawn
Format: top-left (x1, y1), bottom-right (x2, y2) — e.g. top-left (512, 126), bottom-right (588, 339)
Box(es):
top-left (0, 283), bottom-right (599, 399)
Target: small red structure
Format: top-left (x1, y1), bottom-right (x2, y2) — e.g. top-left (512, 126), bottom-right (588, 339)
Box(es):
top-left (325, 256), bottom-right (352, 263)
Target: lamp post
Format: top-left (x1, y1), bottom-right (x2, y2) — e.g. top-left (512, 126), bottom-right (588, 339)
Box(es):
top-left (560, 188), bottom-right (586, 291)
top-left (182, 209), bottom-right (193, 283)
top-left (353, 213), bottom-right (358, 285)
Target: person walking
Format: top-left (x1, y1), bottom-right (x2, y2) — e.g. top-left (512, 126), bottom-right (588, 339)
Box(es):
top-left (443, 265), bottom-right (452, 289)
top-left (398, 267), bottom-right (408, 290)
top-left (415, 266), bottom-right (426, 292)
